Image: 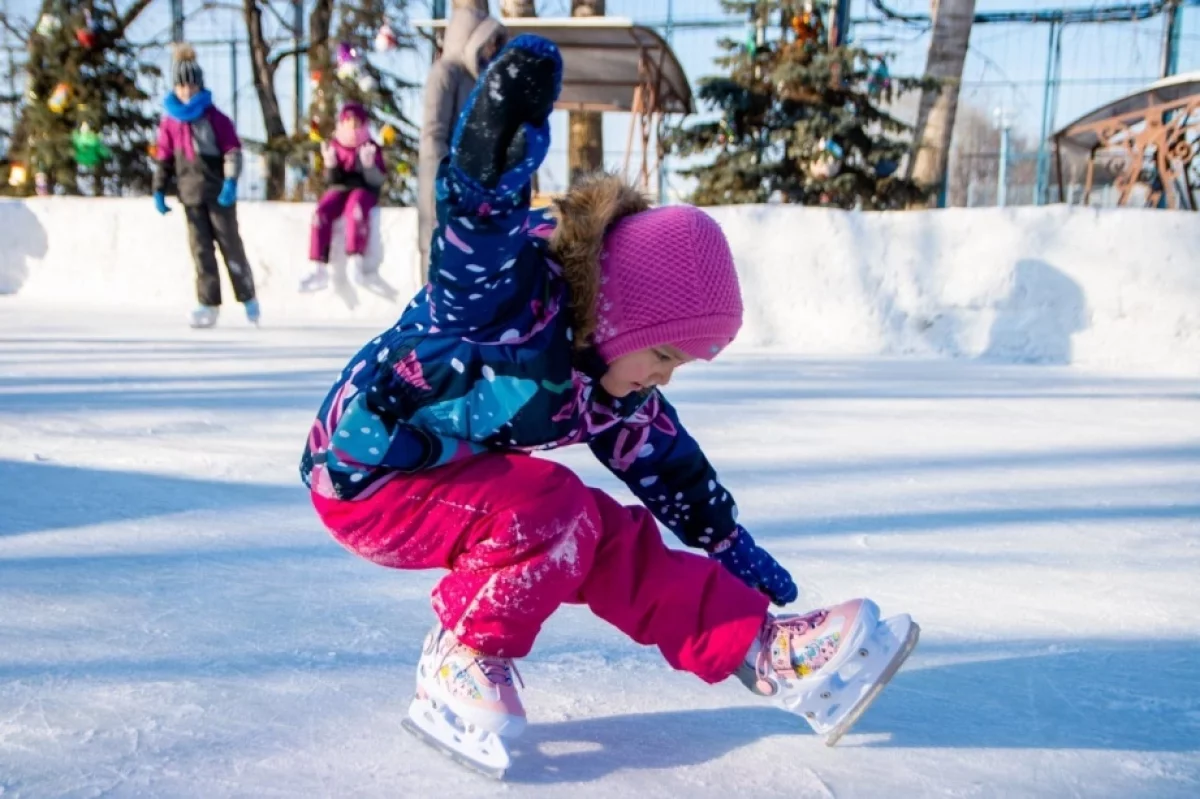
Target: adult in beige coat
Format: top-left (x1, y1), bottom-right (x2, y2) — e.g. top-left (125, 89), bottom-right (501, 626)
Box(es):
top-left (418, 1), bottom-right (507, 279)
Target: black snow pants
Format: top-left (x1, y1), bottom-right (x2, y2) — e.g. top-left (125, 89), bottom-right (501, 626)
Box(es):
top-left (184, 200), bottom-right (256, 307)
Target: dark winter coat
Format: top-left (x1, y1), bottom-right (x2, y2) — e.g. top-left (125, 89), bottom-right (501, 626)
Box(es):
top-left (153, 90), bottom-right (242, 207)
top-left (417, 5), bottom-right (506, 273)
top-left (300, 157), bottom-right (742, 554)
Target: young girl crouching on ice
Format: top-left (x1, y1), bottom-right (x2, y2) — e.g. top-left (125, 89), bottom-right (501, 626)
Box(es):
top-left (300, 35), bottom-right (918, 776)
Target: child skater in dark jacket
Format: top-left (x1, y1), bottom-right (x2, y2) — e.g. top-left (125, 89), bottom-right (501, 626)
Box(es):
top-left (153, 43), bottom-right (259, 328)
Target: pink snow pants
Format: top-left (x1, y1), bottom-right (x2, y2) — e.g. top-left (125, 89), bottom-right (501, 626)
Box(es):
top-left (309, 187), bottom-right (376, 262)
top-left (311, 452), bottom-right (769, 684)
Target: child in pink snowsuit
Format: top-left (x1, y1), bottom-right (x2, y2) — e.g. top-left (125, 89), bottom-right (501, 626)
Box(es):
top-left (300, 36), bottom-right (917, 773)
top-left (299, 102), bottom-right (386, 293)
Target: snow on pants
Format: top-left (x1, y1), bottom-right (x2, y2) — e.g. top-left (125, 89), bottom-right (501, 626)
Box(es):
top-left (309, 188), bottom-right (377, 263)
top-left (311, 452), bottom-right (769, 684)
top-left (184, 200), bottom-right (256, 307)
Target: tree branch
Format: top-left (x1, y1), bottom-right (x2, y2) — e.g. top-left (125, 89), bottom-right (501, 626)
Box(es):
top-left (261, 2), bottom-right (298, 34)
top-left (204, 1), bottom-right (295, 34)
top-left (118, 0), bottom-right (156, 36)
top-left (0, 11), bottom-right (29, 44)
top-left (267, 42), bottom-right (309, 69)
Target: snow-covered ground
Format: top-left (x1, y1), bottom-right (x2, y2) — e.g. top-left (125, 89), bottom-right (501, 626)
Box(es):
top-left (2, 304), bottom-right (1197, 798)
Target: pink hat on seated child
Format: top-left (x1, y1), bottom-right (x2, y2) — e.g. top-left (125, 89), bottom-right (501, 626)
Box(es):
top-left (592, 205), bottom-right (743, 364)
top-left (339, 102), bottom-right (369, 124)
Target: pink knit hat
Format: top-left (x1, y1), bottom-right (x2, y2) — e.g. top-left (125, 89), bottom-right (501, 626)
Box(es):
top-left (592, 205), bottom-right (743, 363)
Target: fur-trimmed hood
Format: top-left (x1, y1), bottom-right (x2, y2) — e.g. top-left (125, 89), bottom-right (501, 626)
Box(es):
top-left (546, 173), bottom-right (651, 348)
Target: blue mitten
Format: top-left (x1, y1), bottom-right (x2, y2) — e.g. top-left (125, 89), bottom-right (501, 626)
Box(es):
top-left (710, 527), bottom-right (799, 607)
top-left (153, 191), bottom-right (171, 215)
top-left (217, 178), bottom-right (237, 207)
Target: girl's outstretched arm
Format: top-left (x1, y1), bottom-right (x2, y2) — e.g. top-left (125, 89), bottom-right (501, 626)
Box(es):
top-left (426, 35), bottom-right (561, 332)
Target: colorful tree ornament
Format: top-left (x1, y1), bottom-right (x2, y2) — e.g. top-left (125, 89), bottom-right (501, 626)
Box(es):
top-left (717, 117), bottom-right (734, 147)
top-left (743, 14), bottom-right (757, 57)
top-left (380, 124), bottom-right (397, 146)
top-left (335, 42), bottom-right (362, 80)
top-left (35, 13), bottom-right (61, 38)
top-left (72, 123), bottom-right (111, 167)
top-left (374, 23), bottom-right (398, 53)
top-left (35, 171), bottom-right (49, 196)
top-left (75, 11), bottom-right (97, 49)
top-left (7, 163), bottom-right (27, 187)
top-left (809, 138), bottom-right (844, 180)
top-left (357, 73), bottom-right (377, 93)
top-left (308, 119), bottom-right (323, 143)
top-left (875, 159), bottom-right (898, 178)
top-left (47, 83), bottom-right (71, 114)
top-left (868, 60), bottom-right (891, 100)
top-left (793, 2), bottom-right (824, 45)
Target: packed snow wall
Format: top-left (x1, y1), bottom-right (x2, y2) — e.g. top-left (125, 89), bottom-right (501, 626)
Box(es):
top-left (2, 198), bottom-right (1196, 374)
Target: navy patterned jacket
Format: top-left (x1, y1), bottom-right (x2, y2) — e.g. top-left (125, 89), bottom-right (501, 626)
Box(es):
top-left (300, 107), bottom-right (741, 552)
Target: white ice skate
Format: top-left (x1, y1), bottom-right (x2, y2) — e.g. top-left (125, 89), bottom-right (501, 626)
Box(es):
top-left (188, 305), bottom-right (219, 329)
top-left (737, 598), bottom-right (920, 746)
top-left (402, 623), bottom-right (526, 779)
top-left (298, 263), bottom-right (330, 293)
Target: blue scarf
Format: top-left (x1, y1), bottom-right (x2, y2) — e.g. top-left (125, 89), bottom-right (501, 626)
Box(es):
top-left (164, 89), bottom-right (213, 123)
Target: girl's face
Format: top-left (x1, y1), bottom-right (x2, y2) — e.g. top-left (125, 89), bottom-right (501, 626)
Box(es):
top-left (600, 344), bottom-right (693, 398)
top-left (335, 115), bottom-right (366, 147)
top-left (175, 84), bottom-right (197, 102)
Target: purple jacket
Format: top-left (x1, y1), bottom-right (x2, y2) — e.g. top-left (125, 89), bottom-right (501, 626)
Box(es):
top-left (153, 92), bottom-right (241, 207)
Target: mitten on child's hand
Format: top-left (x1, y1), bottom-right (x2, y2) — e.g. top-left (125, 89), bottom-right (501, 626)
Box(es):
top-left (320, 141), bottom-right (335, 165)
top-left (710, 527), bottom-right (799, 607)
top-left (453, 34), bottom-right (561, 188)
top-left (359, 143), bottom-right (377, 169)
top-left (217, 178), bottom-right (237, 208)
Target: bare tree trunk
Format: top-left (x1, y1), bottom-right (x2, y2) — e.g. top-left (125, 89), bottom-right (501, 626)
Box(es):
top-left (307, 0), bottom-right (335, 129)
top-left (568, 0), bottom-right (603, 186)
top-left (908, 0), bottom-right (976, 206)
top-left (244, 0), bottom-right (288, 200)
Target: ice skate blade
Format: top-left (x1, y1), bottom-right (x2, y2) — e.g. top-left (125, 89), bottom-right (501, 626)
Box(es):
top-left (824, 619), bottom-right (921, 747)
top-left (403, 698), bottom-right (511, 780)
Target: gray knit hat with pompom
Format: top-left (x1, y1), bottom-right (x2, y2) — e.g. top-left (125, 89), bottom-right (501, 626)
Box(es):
top-left (172, 43), bottom-right (204, 89)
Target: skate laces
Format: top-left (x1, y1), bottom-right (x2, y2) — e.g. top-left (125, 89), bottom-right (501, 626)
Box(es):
top-left (473, 655), bottom-right (525, 690)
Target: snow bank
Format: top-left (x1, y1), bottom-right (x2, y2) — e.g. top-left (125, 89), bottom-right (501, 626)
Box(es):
top-left (2, 198), bottom-right (1196, 374)
top-left (715, 204), bottom-right (1200, 374)
top-left (0, 197), bottom-right (421, 321)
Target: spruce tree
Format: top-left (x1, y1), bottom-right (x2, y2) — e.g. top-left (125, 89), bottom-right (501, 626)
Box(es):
top-left (3, 0), bottom-right (158, 196)
top-left (669, 0), bottom-right (934, 209)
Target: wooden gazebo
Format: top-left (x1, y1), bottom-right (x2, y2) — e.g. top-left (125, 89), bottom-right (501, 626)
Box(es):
top-left (1052, 72), bottom-right (1200, 210)
top-left (413, 16), bottom-right (695, 191)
